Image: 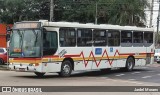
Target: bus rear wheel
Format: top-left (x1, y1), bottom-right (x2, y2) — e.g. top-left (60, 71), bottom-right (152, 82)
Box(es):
top-left (34, 72), bottom-right (45, 77)
top-left (125, 57), bottom-right (135, 71)
top-left (59, 60), bottom-right (72, 77)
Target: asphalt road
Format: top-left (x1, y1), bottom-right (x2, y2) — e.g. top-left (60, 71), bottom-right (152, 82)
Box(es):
top-left (99, 66), bottom-right (160, 84)
top-left (0, 64), bottom-right (160, 95)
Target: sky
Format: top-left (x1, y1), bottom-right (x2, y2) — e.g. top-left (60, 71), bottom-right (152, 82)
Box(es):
top-left (146, 0), bottom-right (159, 28)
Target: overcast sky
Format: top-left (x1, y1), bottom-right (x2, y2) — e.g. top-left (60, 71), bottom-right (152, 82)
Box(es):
top-left (146, 0), bottom-right (159, 28)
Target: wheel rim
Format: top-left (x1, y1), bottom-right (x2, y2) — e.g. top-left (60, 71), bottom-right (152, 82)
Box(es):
top-left (128, 61), bottom-right (133, 70)
top-left (62, 64), bottom-right (70, 75)
top-left (128, 59), bottom-right (133, 70)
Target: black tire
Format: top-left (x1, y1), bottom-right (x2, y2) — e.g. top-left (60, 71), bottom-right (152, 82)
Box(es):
top-left (125, 57), bottom-right (135, 71)
top-left (0, 58), bottom-right (4, 65)
top-left (157, 61), bottom-right (160, 64)
top-left (34, 72), bottom-right (45, 77)
top-left (59, 60), bottom-right (72, 77)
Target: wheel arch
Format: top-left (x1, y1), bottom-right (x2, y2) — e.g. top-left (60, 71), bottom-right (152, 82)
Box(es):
top-left (126, 56), bottom-right (135, 66)
top-left (0, 58), bottom-right (4, 65)
top-left (62, 57), bottom-right (74, 71)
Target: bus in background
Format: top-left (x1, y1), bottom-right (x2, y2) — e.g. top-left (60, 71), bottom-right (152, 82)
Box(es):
top-left (154, 49), bottom-right (160, 63)
top-left (8, 20), bottom-right (155, 77)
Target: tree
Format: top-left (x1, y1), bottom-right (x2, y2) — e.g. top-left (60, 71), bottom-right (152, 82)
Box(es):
top-left (0, 0), bottom-right (50, 24)
top-left (0, 0), bottom-right (149, 27)
top-left (55, 0), bottom-right (149, 26)
top-left (107, 0), bottom-right (149, 26)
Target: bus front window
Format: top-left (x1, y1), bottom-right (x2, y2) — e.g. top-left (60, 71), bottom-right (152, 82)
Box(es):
top-left (10, 30), bottom-right (42, 57)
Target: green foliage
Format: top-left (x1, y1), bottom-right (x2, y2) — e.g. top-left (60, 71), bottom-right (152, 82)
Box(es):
top-left (108, 0), bottom-right (149, 26)
top-left (55, 0), bottom-right (149, 26)
top-left (0, 0), bottom-right (149, 26)
top-left (0, 0), bottom-right (50, 24)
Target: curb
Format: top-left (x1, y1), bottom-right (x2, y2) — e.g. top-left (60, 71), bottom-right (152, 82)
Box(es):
top-left (146, 63), bottom-right (160, 67)
top-left (0, 65), bottom-right (9, 70)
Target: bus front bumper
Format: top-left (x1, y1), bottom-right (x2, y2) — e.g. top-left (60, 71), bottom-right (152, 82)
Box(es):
top-left (9, 63), bottom-right (36, 72)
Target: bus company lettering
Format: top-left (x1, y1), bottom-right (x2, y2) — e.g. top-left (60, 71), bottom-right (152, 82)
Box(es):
top-left (94, 40), bottom-right (105, 43)
top-left (59, 49), bottom-right (67, 57)
top-left (10, 87), bottom-right (42, 92)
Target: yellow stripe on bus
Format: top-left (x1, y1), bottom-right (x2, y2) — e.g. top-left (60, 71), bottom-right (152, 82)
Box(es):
top-left (9, 55), bottom-right (151, 63)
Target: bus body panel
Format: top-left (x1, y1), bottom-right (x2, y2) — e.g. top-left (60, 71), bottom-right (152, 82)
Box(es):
top-left (59, 47), bottom-right (93, 71)
top-left (91, 47), bottom-right (119, 69)
top-left (41, 62), bottom-right (61, 73)
top-left (8, 20), bottom-right (155, 76)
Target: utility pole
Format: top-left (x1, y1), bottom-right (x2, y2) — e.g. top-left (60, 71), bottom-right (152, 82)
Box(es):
top-left (149, 0), bottom-right (154, 28)
top-left (95, 2), bottom-right (98, 24)
top-left (50, 0), bottom-right (54, 22)
top-left (156, 0), bottom-right (160, 48)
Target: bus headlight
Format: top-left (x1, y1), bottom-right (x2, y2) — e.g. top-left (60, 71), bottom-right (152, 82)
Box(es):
top-left (9, 63), bottom-right (13, 65)
top-left (31, 63), bottom-right (39, 66)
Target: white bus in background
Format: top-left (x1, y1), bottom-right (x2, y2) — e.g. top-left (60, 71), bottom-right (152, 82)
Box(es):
top-left (8, 20), bottom-right (155, 77)
top-left (154, 49), bottom-right (160, 63)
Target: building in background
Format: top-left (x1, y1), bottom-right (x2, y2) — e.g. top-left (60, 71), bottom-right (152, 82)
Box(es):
top-left (0, 24), bottom-right (12, 48)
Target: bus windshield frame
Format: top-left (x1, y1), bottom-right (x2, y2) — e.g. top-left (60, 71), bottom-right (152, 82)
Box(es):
top-left (9, 28), bottom-right (42, 58)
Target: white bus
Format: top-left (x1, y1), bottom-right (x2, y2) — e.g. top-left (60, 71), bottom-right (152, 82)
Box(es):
top-left (9, 20), bottom-right (154, 77)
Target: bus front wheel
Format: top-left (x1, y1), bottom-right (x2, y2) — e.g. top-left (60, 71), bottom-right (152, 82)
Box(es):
top-left (34, 72), bottom-right (45, 77)
top-left (59, 60), bottom-right (72, 77)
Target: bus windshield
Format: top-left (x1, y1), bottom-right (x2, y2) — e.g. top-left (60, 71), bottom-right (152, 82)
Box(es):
top-left (9, 29), bottom-right (42, 57)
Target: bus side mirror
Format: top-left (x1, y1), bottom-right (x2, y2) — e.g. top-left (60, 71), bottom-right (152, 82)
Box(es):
top-left (6, 26), bottom-right (12, 33)
top-left (6, 26), bottom-right (12, 41)
top-left (6, 34), bottom-right (10, 41)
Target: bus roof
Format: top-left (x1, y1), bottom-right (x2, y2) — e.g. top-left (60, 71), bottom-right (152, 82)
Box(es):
top-left (42, 20), bottom-right (154, 32)
top-left (16, 20), bottom-right (155, 32)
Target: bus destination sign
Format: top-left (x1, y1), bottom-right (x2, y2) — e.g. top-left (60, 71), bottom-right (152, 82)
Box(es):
top-left (14, 22), bottom-right (41, 29)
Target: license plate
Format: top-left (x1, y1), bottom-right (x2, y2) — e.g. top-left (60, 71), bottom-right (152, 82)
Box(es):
top-left (19, 68), bottom-right (25, 71)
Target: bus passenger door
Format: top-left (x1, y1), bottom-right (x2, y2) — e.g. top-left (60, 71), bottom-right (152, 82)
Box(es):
top-left (143, 32), bottom-right (153, 65)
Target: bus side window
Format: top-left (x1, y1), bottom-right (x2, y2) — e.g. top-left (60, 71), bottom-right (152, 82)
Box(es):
top-left (59, 28), bottom-right (76, 47)
top-left (108, 30), bottom-right (120, 46)
top-left (77, 29), bottom-right (92, 47)
top-left (43, 31), bottom-right (58, 56)
top-left (144, 32), bottom-right (153, 43)
top-left (121, 31), bottom-right (132, 43)
top-left (93, 29), bottom-right (107, 46)
top-left (43, 34), bottom-right (50, 47)
top-left (133, 32), bottom-right (143, 43)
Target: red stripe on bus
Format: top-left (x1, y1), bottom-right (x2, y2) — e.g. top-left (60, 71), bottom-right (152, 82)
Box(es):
top-left (43, 55), bottom-right (59, 58)
top-left (13, 58), bottom-right (41, 60)
top-left (119, 52), bottom-right (154, 56)
top-left (64, 55), bottom-right (81, 57)
top-left (79, 49), bottom-right (120, 67)
top-left (119, 53), bottom-right (135, 55)
top-left (140, 53), bottom-right (154, 55)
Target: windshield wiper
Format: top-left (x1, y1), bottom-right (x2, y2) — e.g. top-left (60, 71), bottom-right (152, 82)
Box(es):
top-left (17, 30), bottom-right (23, 48)
top-left (32, 29), bottom-right (39, 46)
